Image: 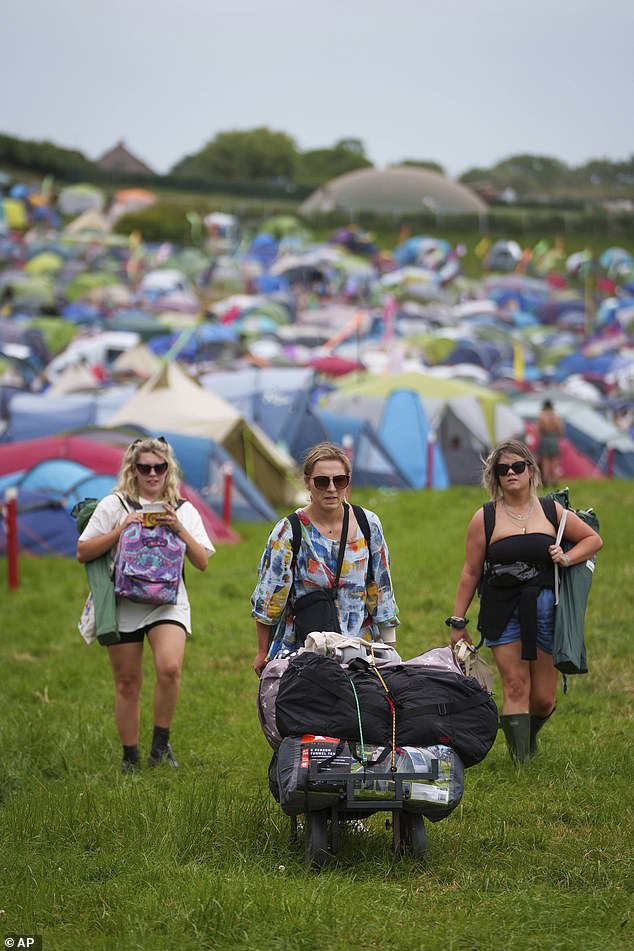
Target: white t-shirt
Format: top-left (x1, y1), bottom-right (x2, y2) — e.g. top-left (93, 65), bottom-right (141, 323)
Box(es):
top-left (79, 493), bottom-right (215, 634)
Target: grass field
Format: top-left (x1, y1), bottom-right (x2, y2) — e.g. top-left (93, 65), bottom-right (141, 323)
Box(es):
top-left (1, 480), bottom-right (633, 951)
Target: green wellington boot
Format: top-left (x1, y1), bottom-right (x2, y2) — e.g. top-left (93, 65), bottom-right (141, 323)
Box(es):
top-left (529, 707), bottom-right (556, 758)
top-left (500, 713), bottom-right (532, 766)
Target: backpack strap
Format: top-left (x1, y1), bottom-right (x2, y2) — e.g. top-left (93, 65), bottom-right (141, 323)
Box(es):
top-left (539, 495), bottom-right (558, 532)
top-left (114, 492), bottom-right (137, 512)
top-left (287, 511), bottom-right (302, 573)
top-left (288, 505), bottom-right (374, 583)
top-left (483, 501), bottom-right (496, 551)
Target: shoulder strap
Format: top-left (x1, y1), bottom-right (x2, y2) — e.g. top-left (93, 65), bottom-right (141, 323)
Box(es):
top-left (287, 505), bottom-right (349, 591)
top-left (287, 512), bottom-right (302, 573)
top-left (115, 492), bottom-right (140, 512)
top-left (352, 503), bottom-right (374, 583)
top-left (483, 501), bottom-right (496, 550)
top-left (539, 496), bottom-right (558, 532)
top-left (332, 503), bottom-right (350, 589)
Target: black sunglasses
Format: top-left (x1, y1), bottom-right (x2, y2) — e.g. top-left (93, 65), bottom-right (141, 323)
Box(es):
top-left (311, 474), bottom-right (350, 490)
top-left (495, 461), bottom-right (528, 476)
top-left (136, 462), bottom-right (168, 476)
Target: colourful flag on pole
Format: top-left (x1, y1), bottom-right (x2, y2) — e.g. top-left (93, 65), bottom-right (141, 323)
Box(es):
top-left (513, 341), bottom-right (525, 382)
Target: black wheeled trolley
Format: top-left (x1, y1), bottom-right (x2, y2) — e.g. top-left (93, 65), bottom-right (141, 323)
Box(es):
top-left (291, 759), bottom-right (438, 867)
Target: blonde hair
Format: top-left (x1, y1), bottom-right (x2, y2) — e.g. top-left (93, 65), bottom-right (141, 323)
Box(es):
top-left (481, 439), bottom-right (542, 499)
top-left (115, 437), bottom-right (182, 506)
top-left (303, 441), bottom-right (352, 478)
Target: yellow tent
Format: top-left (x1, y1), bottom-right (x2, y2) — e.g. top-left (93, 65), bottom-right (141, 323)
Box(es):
top-left (107, 361), bottom-right (301, 507)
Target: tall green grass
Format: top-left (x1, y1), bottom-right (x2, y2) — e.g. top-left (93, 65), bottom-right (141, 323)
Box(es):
top-left (1, 481), bottom-right (632, 950)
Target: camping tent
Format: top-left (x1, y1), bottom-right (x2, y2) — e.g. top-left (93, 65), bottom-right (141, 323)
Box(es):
top-left (377, 390), bottom-right (449, 489)
top-left (159, 431), bottom-right (277, 522)
top-left (511, 394), bottom-right (634, 478)
top-left (313, 408), bottom-right (413, 488)
top-left (106, 362), bottom-right (302, 508)
top-left (200, 367), bottom-right (315, 445)
top-left (332, 370), bottom-right (515, 444)
top-left (1, 387), bottom-right (135, 442)
top-left (322, 387), bottom-right (524, 485)
top-left (523, 421), bottom-right (604, 480)
top-left (0, 438), bottom-right (239, 544)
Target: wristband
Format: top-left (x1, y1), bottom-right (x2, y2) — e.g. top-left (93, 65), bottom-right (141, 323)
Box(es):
top-left (445, 616), bottom-right (469, 629)
top-left (564, 553), bottom-right (570, 567)
top-left (172, 524), bottom-right (183, 535)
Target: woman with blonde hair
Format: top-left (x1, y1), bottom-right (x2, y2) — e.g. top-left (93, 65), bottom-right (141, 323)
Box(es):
top-left (447, 440), bottom-right (602, 766)
top-left (78, 436), bottom-right (214, 773)
top-left (251, 441), bottom-right (399, 677)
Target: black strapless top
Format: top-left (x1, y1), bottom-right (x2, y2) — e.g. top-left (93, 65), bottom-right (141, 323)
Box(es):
top-left (479, 532), bottom-right (556, 660)
top-left (488, 532), bottom-right (556, 567)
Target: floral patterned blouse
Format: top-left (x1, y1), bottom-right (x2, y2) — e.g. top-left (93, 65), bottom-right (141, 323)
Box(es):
top-left (251, 506), bottom-right (399, 654)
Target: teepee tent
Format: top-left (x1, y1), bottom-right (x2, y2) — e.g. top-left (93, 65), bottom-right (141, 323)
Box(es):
top-left (106, 362), bottom-right (301, 507)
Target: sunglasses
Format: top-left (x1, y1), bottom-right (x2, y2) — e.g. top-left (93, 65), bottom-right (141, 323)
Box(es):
top-left (495, 461), bottom-right (528, 476)
top-left (131, 436), bottom-right (168, 447)
top-left (136, 462), bottom-right (168, 476)
top-left (311, 474), bottom-right (350, 490)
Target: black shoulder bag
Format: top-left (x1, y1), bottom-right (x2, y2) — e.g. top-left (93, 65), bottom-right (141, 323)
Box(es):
top-left (290, 503), bottom-right (349, 644)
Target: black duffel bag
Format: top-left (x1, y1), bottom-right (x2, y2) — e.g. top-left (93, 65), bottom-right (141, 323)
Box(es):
top-left (375, 664), bottom-right (499, 767)
top-left (275, 654), bottom-right (498, 768)
top-left (275, 652), bottom-right (390, 743)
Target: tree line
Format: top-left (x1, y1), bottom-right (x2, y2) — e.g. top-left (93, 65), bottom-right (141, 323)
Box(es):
top-left (1, 128), bottom-right (632, 200)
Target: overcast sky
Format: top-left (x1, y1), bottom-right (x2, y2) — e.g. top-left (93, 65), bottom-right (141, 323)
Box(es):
top-left (2, 0), bottom-right (632, 179)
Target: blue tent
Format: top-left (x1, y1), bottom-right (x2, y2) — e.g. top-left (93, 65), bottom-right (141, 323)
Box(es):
top-left (378, 390), bottom-right (449, 489)
top-left (160, 430), bottom-right (276, 522)
top-left (313, 408), bottom-right (413, 489)
top-left (0, 462), bottom-right (117, 556)
top-left (1, 387), bottom-right (134, 442)
top-left (0, 489), bottom-right (79, 557)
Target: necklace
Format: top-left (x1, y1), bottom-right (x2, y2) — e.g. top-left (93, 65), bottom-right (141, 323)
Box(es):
top-left (502, 498), bottom-right (535, 534)
top-left (305, 507), bottom-right (342, 535)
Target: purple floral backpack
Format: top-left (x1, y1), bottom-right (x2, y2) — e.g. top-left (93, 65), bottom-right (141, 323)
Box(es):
top-left (114, 501), bottom-right (186, 605)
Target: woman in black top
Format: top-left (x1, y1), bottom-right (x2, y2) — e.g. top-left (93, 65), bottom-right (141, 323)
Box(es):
top-left (448, 440), bottom-right (602, 766)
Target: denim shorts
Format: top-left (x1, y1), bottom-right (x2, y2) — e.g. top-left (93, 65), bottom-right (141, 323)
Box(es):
top-left (485, 588), bottom-right (555, 653)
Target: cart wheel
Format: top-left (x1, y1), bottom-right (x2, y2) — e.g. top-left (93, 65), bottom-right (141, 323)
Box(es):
top-left (401, 812), bottom-right (427, 860)
top-left (304, 810), bottom-right (331, 869)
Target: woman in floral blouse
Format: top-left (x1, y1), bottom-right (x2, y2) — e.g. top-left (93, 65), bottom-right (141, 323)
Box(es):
top-left (251, 442), bottom-right (399, 677)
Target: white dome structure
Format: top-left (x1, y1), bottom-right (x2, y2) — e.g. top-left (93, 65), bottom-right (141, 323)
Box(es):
top-left (299, 166), bottom-right (487, 216)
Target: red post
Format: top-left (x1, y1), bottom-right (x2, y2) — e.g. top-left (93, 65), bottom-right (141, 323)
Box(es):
top-left (426, 435), bottom-right (436, 490)
top-left (221, 464), bottom-right (233, 525)
top-left (5, 488), bottom-right (19, 590)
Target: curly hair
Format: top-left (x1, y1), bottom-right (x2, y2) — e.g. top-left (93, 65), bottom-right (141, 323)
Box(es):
top-left (481, 439), bottom-right (542, 499)
top-left (303, 441), bottom-right (352, 479)
top-left (115, 437), bottom-right (182, 506)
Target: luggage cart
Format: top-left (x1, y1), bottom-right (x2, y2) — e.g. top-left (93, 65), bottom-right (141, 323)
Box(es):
top-left (288, 755), bottom-right (440, 867)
